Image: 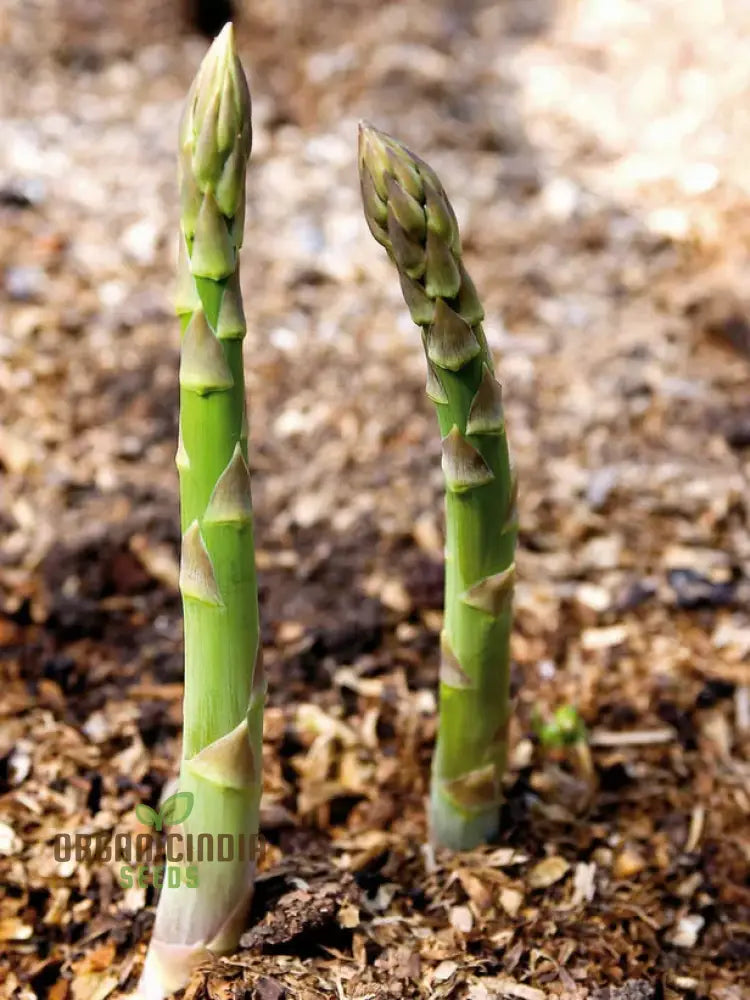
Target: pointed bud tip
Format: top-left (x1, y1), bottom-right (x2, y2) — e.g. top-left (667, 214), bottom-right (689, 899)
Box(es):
top-left (357, 121), bottom-right (394, 172)
top-left (211, 21), bottom-right (236, 62)
top-left (357, 123), bottom-right (422, 176)
top-left (357, 119), bottom-right (377, 142)
top-left (192, 22), bottom-right (239, 109)
top-left (182, 20), bottom-right (251, 203)
top-left (357, 120), bottom-right (379, 163)
top-left (202, 21), bottom-right (249, 113)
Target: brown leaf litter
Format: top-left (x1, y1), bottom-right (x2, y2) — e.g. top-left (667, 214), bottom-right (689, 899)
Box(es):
top-left (0, 1), bottom-right (748, 999)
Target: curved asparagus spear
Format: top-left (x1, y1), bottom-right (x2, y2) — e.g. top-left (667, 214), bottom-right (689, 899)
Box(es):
top-left (358, 124), bottom-right (518, 850)
top-left (138, 24), bottom-right (263, 998)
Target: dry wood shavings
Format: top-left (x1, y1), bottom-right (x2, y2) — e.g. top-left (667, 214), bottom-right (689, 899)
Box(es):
top-left (1, 1), bottom-right (749, 998)
top-left (527, 857), bottom-right (570, 890)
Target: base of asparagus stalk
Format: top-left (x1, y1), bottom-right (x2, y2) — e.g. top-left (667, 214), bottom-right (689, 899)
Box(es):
top-left (429, 783), bottom-right (503, 851)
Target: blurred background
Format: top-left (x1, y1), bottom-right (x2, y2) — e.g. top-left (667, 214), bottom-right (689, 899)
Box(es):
top-left (0, 0), bottom-right (748, 996)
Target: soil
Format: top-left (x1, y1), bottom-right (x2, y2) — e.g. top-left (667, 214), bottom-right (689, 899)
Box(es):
top-left (0, 1), bottom-right (748, 999)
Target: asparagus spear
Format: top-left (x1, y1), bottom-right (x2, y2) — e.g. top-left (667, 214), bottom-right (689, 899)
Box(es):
top-left (138, 24), bottom-right (263, 998)
top-left (358, 124), bottom-right (518, 850)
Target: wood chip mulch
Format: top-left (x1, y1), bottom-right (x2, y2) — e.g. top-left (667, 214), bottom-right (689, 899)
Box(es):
top-left (0, 1), bottom-right (748, 999)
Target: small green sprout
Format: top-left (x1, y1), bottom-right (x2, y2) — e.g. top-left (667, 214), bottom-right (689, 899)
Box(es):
top-left (534, 704), bottom-right (587, 749)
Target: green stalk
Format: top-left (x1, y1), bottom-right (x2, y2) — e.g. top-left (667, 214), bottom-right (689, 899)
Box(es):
top-left (358, 125), bottom-right (518, 850)
top-left (138, 25), bottom-right (263, 998)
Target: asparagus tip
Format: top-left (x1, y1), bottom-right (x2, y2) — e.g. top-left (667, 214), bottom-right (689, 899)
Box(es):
top-left (180, 17), bottom-right (251, 218)
top-left (202, 21), bottom-right (238, 86)
top-left (357, 121), bottom-right (391, 180)
top-left (215, 20), bottom-right (235, 46)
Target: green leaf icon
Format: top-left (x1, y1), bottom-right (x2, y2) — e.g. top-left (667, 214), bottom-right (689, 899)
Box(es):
top-left (135, 803), bottom-right (160, 829)
top-left (159, 791), bottom-right (194, 828)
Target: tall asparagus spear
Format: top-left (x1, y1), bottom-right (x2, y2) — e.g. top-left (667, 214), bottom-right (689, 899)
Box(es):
top-left (358, 125), bottom-right (518, 850)
top-left (138, 25), bottom-right (263, 998)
